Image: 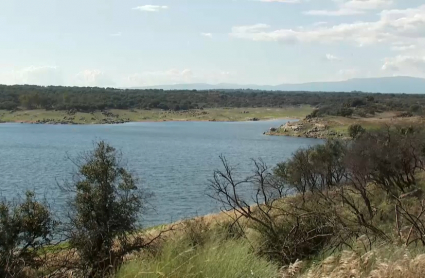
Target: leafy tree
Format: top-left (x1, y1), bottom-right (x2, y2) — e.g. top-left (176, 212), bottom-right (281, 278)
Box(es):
top-left (348, 124), bottom-right (366, 139)
top-left (337, 108), bottom-right (354, 117)
top-left (0, 191), bottom-right (55, 278)
top-left (18, 94), bottom-right (34, 109)
top-left (65, 141), bottom-right (146, 277)
top-left (351, 99), bottom-right (366, 107)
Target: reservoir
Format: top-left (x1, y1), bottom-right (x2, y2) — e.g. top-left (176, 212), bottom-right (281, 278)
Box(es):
top-left (0, 120), bottom-right (321, 226)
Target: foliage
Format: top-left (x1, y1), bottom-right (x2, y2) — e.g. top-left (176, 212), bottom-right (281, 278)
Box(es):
top-left (2, 84), bottom-right (425, 114)
top-left (348, 124), bottom-right (366, 139)
top-left (65, 141), bottom-right (146, 277)
top-left (0, 191), bottom-right (55, 278)
top-left (3, 124), bottom-right (425, 277)
top-left (275, 126), bottom-right (425, 248)
top-left (209, 157), bottom-right (335, 265)
top-left (207, 126), bottom-right (425, 273)
top-left (274, 140), bottom-right (346, 197)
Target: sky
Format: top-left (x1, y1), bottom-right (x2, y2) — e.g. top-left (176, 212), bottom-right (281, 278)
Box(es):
top-left (0, 0), bottom-right (424, 87)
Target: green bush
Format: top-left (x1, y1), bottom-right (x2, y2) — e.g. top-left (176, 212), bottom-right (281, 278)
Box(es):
top-left (0, 191), bottom-right (55, 278)
top-left (348, 124), bottom-right (366, 139)
top-left (65, 141), bottom-right (147, 277)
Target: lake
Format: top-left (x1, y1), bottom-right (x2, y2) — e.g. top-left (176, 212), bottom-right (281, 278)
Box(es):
top-left (0, 120), bottom-right (321, 227)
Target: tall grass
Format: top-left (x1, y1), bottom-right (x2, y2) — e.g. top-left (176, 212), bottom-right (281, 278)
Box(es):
top-left (116, 238), bottom-right (279, 278)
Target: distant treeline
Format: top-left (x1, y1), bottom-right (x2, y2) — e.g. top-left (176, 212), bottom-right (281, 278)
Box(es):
top-left (1, 84), bottom-right (425, 116)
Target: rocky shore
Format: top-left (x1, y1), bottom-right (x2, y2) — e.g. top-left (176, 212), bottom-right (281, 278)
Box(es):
top-left (30, 110), bottom-right (131, 125)
top-left (265, 117), bottom-right (347, 139)
top-left (31, 117), bottom-right (130, 125)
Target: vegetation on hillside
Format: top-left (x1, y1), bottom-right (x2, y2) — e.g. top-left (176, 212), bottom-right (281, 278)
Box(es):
top-left (3, 126), bottom-right (425, 277)
top-left (1, 84), bottom-right (425, 114)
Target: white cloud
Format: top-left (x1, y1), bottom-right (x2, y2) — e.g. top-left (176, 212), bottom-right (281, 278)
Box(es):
top-left (74, 70), bottom-right (115, 87)
top-left (232, 24), bottom-right (271, 34)
top-left (344, 0), bottom-right (393, 10)
top-left (231, 5), bottom-right (425, 47)
top-left (325, 54), bottom-right (342, 61)
top-left (305, 9), bottom-right (364, 16)
top-left (110, 32), bottom-right (121, 37)
top-left (305, 0), bottom-right (393, 17)
top-left (201, 33), bottom-right (213, 38)
top-left (9, 66), bottom-right (63, 86)
top-left (132, 5), bottom-right (168, 12)
top-left (391, 43), bottom-right (417, 51)
top-left (382, 56), bottom-right (425, 73)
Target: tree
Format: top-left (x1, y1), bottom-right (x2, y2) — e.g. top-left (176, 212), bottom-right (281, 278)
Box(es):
top-left (65, 141), bottom-right (146, 277)
top-left (19, 94), bottom-right (34, 109)
top-left (337, 108), bottom-right (354, 117)
top-left (0, 191), bottom-right (55, 278)
top-left (274, 140), bottom-right (346, 199)
top-left (209, 156), bottom-right (334, 265)
top-left (348, 124), bottom-right (365, 139)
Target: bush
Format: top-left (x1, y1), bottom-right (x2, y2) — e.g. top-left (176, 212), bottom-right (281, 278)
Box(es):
top-left (337, 108), bottom-right (354, 117)
top-left (0, 191), bottom-right (55, 278)
top-left (209, 156), bottom-right (336, 265)
top-left (351, 99), bottom-right (366, 107)
top-left (348, 124), bottom-right (365, 139)
top-left (64, 141), bottom-right (147, 277)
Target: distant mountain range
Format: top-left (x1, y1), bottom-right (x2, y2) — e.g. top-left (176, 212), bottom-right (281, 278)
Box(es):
top-left (132, 76), bottom-right (425, 94)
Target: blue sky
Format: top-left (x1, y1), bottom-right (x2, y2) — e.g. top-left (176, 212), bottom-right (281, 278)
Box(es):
top-left (0, 0), bottom-right (424, 87)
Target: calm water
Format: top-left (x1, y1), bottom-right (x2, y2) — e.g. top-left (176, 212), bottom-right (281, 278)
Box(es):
top-left (0, 120), bottom-right (321, 226)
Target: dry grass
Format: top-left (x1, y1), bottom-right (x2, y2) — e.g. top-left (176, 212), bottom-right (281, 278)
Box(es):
top-left (278, 245), bottom-right (425, 278)
top-left (0, 106), bottom-right (313, 124)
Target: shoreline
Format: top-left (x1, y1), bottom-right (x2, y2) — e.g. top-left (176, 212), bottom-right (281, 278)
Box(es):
top-left (0, 107), bottom-right (313, 125)
top-left (0, 117), bottom-right (299, 125)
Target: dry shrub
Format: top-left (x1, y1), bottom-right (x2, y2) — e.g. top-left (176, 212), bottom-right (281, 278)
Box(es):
top-left (181, 217), bottom-right (212, 247)
top-left (369, 253), bottom-right (425, 278)
top-left (299, 246), bottom-right (425, 278)
top-left (280, 259), bottom-right (305, 278)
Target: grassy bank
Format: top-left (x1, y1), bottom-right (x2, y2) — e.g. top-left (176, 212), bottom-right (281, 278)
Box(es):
top-left (0, 106), bottom-right (313, 125)
top-left (115, 194), bottom-right (425, 278)
top-left (16, 155), bottom-right (425, 277)
top-left (114, 129), bottom-right (425, 278)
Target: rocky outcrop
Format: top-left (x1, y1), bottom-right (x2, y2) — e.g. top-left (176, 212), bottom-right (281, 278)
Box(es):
top-left (265, 118), bottom-right (345, 139)
top-left (32, 116), bottom-right (131, 125)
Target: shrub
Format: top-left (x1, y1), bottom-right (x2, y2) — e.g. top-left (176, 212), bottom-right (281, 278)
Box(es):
top-left (64, 141), bottom-right (147, 277)
top-left (348, 124), bottom-right (366, 139)
top-left (351, 99), bottom-right (366, 107)
top-left (209, 157), bottom-right (335, 265)
top-left (337, 108), bottom-right (354, 117)
top-left (0, 191), bottom-right (55, 278)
